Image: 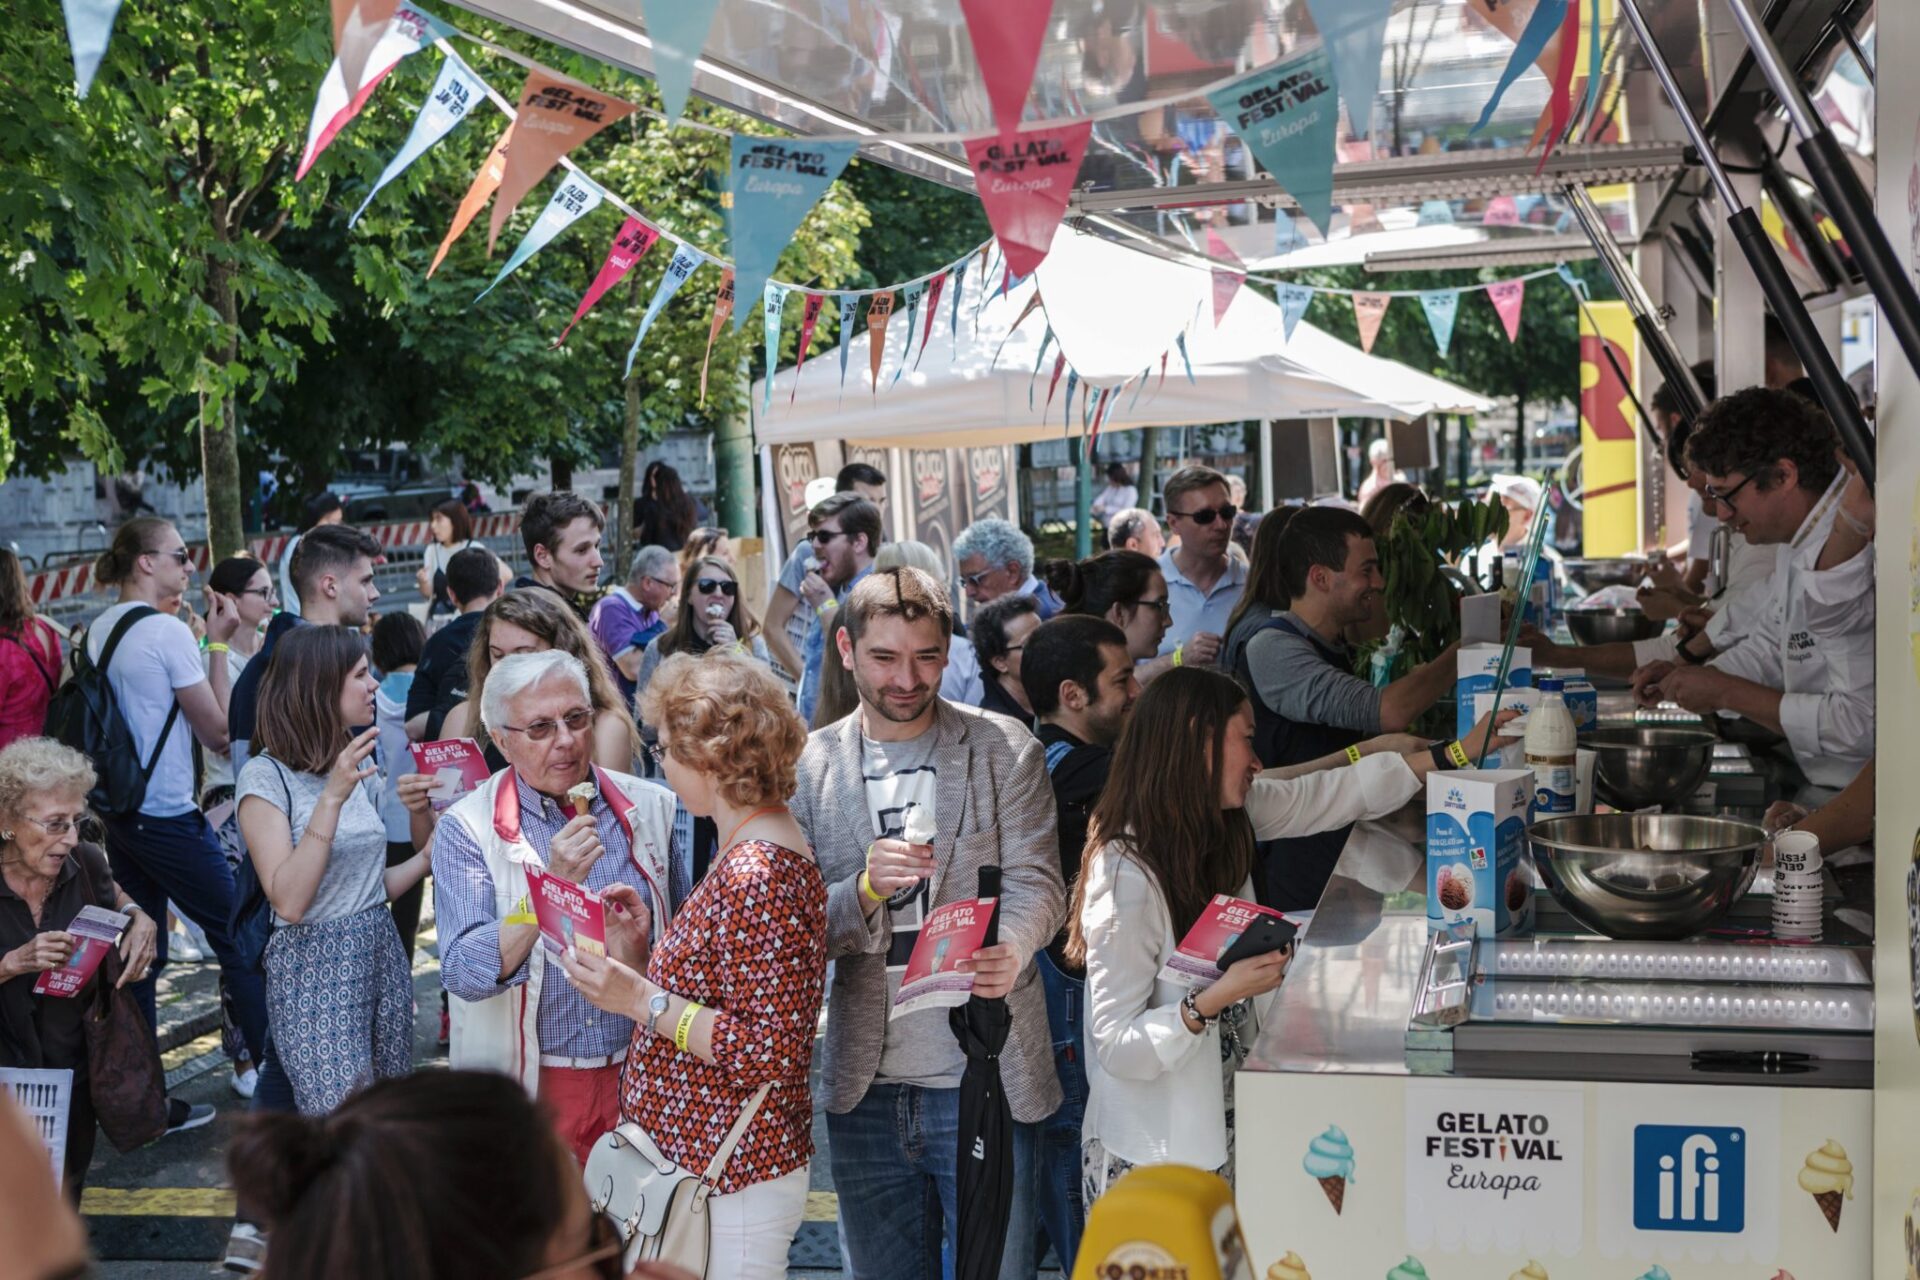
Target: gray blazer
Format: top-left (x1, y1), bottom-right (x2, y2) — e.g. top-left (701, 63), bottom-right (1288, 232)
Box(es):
top-left (792, 698), bottom-right (1065, 1123)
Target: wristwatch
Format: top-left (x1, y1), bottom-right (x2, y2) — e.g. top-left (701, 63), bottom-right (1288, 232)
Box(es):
top-left (647, 990), bottom-right (671, 1036)
top-left (1181, 989), bottom-right (1216, 1032)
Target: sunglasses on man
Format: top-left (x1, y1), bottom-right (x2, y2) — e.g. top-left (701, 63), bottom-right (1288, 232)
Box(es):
top-left (1168, 502), bottom-right (1238, 527)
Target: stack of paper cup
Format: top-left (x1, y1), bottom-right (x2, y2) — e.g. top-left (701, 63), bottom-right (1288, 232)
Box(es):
top-left (1771, 831), bottom-right (1824, 940)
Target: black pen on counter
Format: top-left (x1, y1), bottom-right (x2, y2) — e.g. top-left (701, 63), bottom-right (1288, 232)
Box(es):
top-left (1690, 1050), bottom-right (1816, 1066)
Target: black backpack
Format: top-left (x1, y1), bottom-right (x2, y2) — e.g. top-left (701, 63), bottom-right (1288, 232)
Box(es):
top-left (44, 606), bottom-right (181, 816)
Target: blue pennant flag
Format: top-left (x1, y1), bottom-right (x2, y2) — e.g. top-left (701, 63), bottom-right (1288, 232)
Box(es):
top-left (762, 283), bottom-right (790, 415)
top-left (353, 54), bottom-right (485, 226)
top-left (1278, 283), bottom-right (1315, 342)
top-left (1417, 199), bottom-right (1454, 227)
top-left (837, 295), bottom-right (860, 394)
top-left (62, 0), bottom-right (124, 98)
top-left (1063, 369), bottom-right (1079, 429)
top-left (477, 174), bottom-right (604, 302)
top-left (1129, 365), bottom-right (1149, 412)
top-left (1473, 0), bottom-right (1569, 134)
top-left (624, 244), bottom-right (703, 377)
top-left (892, 280), bottom-right (926, 387)
top-left (1207, 47), bottom-right (1342, 236)
top-left (1556, 263), bottom-right (1588, 299)
top-left (1273, 212), bottom-right (1312, 256)
top-left (1030, 327), bottom-right (1054, 409)
top-left (1175, 332), bottom-right (1195, 383)
top-left (641, 0), bottom-right (724, 126)
top-left (728, 136), bottom-right (858, 330)
top-left (1302, 0), bottom-right (1395, 139)
top-left (1419, 290), bottom-right (1460, 357)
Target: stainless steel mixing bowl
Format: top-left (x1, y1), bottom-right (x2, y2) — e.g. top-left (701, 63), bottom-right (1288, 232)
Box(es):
top-left (1526, 813), bottom-right (1764, 939)
top-left (1564, 606), bottom-right (1664, 646)
top-left (1580, 727), bottom-right (1718, 810)
top-left (1562, 557), bottom-right (1652, 595)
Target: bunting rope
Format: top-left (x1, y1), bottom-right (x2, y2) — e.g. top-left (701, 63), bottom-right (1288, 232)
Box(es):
top-left (1242, 264), bottom-right (1568, 297)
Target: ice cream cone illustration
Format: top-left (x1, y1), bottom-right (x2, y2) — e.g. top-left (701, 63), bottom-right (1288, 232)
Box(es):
top-left (1301, 1126), bottom-right (1356, 1214)
top-left (1383, 1256), bottom-right (1428, 1280)
top-left (1506, 1260), bottom-right (1549, 1280)
top-left (1632, 1268), bottom-right (1671, 1280)
top-left (1265, 1251), bottom-right (1310, 1280)
top-left (1797, 1138), bottom-right (1855, 1231)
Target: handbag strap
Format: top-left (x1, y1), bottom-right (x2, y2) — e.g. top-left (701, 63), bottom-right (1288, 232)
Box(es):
top-left (692, 1081), bottom-right (774, 1203)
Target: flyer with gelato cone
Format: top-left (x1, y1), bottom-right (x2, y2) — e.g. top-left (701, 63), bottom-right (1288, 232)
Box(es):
top-left (1159, 893), bottom-right (1306, 986)
top-left (410, 738), bottom-right (490, 811)
top-left (1302, 1125), bottom-right (1356, 1215)
top-left (524, 867), bottom-right (607, 958)
top-left (889, 896), bottom-right (996, 1020)
top-left (1798, 1138), bottom-right (1853, 1231)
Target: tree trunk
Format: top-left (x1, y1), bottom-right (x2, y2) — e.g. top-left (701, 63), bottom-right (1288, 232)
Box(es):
top-left (201, 253), bottom-right (245, 558)
top-left (1512, 384), bottom-right (1529, 471)
top-left (712, 358), bottom-right (757, 536)
top-left (615, 273), bottom-right (644, 574)
top-left (1137, 427), bottom-right (1159, 514)
top-left (550, 455), bottom-right (574, 492)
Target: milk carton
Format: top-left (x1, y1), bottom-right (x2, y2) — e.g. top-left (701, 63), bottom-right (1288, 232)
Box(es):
top-left (1470, 687), bottom-right (1541, 769)
top-left (1536, 666), bottom-right (1597, 731)
top-left (1456, 644), bottom-right (1531, 739)
top-left (1427, 769), bottom-right (1534, 937)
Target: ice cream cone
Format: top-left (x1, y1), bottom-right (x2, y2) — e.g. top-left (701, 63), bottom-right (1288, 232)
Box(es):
top-left (1318, 1175), bottom-right (1345, 1215)
top-left (1798, 1138), bottom-right (1854, 1232)
top-left (1817, 1189), bottom-right (1844, 1231)
top-left (1265, 1251), bottom-right (1310, 1280)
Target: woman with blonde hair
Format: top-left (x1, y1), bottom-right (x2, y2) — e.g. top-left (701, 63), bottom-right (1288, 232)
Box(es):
top-left (440, 589), bottom-right (638, 772)
top-left (562, 651), bottom-right (826, 1279)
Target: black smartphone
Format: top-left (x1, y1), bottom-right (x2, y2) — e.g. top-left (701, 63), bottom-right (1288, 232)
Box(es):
top-left (1217, 915), bottom-right (1297, 969)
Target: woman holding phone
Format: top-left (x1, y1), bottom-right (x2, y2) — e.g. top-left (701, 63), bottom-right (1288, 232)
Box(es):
top-left (236, 626), bottom-right (436, 1115)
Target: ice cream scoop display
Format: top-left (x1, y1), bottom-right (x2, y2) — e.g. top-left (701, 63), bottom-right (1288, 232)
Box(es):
top-left (1382, 1256), bottom-right (1428, 1280)
top-left (1505, 1261), bottom-right (1549, 1280)
top-left (1264, 1251), bottom-right (1310, 1280)
top-left (1797, 1139), bottom-right (1854, 1232)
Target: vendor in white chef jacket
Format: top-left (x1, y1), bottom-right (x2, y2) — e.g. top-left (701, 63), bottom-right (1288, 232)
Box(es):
top-left (1631, 387), bottom-right (1874, 799)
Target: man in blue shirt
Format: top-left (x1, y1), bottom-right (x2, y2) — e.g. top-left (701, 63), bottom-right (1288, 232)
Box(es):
top-left (796, 492), bottom-right (882, 724)
top-left (1156, 465), bottom-right (1244, 670)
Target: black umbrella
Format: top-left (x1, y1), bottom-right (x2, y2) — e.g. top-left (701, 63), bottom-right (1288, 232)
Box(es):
top-left (950, 865), bottom-right (1014, 1280)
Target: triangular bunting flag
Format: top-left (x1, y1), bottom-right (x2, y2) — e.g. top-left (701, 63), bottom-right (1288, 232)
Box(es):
top-left (624, 244), bottom-right (703, 377)
top-left (331, 0), bottom-right (400, 108)
top-left (699, 269), bottom-right (735, 407)
top-left (640, 0), bottom-right (723, 126)
top-left (490, 72), bottom-right (635, 253)
top-left (1488, 279), bottom-right (1526, 342)
top-left (993, 292), bottom-right (1045, 371)
top-left (476, 173), bottom-right (604, 302)
top-left (866, 292), bottom-right (896, 393)
top-left (299, 5), bottom-right (445, 179)
top-left (1278, 283), bottom-right (1315, 342)
top-left (762, 283), bottom-right (790, 415)
top-left (1206, 228), bottom-right (1244, 326)
top-left (892, 280), bottom-right (926, 387)
top-left (958, 0), bottom-right (1053, 138)
top-left (1129, 365), bottom-right (1149, 411)
top-left (1302, 0), bottom-right (1395, 139)
top-left (1029, 326), bottom-right (1054, 409)
top-left (62, 0), bottom-right (124, 99)
top-left (555, 216), bottom-right (660, 346)
top-left (1175, 331), bottom-right (1195, 383)
top-left (791, 293), bottom-right (826, 403)
top-left (1482, 195), bottom-right (1520, 227)
top-left (837, 295), bottom-right (860, 395)
top-left (729, 136), bottom-right (859, 330)
top-left (1273, 211), bottom-right (1313, 255)
top-left (1045, 352), bottom-right (1066, 412)
top-left (1207, 47), bottom-right (1341, 235)
top-left (1556, 263), bottom-right (1587, 298)
top-left (917, 271), bottom-right (948, 369)
top-left (1581, 0), bottom-right (1603, 136)
top-left (1062, 369), bottom-right (1079, 429)
top-left (353, 54), bottom-right (485, 227)
top-left (429, 123), bottom-right (512, 279)
top-left (1158, 349), bottom-right (1169, 393)
top-left (973, 243), bottom-right (998, 328)
top-left (1537, 0), bottom-right (1582, 173)
top-left (963, 120), bottom-right (1092, 279)
top-left (949, 258), bottom-right (968, 355)
top-left (1472, 0), bottom-right (1569, 135)
top-left (1352, 292), bottom-right (1389, 354)
top-left (1419, 290), bottom-right (1459, 358)
top-left (1417, 199), bottom-right (1454, 226)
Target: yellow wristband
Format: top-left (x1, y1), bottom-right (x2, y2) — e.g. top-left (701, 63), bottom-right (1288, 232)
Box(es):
top-left (859, 869), bottom-right (886, 903)
top-left (204, 642), bottom-right (230, 654)
top-left (675, 1002), bottom-right (702, 1052)
top-left (1344, 745), bottom-right (1363, 765)
top-left (816, 600), bottom-right (838, 617)
top-left (1172, 644), bottom-right (1185, 668)
top-left (1447, 740), bottom-right (1471, 768)
top-left (503, 895), bottom-right (537, 927)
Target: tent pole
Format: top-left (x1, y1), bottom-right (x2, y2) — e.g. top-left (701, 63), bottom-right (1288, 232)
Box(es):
top-left (1073, 436), bottom-right (1093, 558)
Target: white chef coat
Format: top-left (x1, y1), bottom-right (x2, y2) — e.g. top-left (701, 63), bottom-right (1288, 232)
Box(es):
top-left (1707, 474), bottom-right (1873, 790)
top-left (1630, 532), bottom-right (1778, 669)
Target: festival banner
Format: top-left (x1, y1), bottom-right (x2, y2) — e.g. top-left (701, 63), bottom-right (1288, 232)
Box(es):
top-left (332, 0), bottom-right (400, 106)
top-left (429, 123), bottom-right (511, 278)
top-left (476, 173), bottom-right (604, 301)
top-left (351, 53), bottom-right (485, 226)
top-left (62, 0), bottom-right (123, 99)
top-left (1302, 0), bottom-right (1394, 138)
top-left (1578, 299), bottom-right (1640, 556)
top-left (892, 279), bottom-right (926, 387)
top-left (1206, 47), bottom-right (1341, 235)
top-left (1278, 283), bottom-right (1315, 342)
top-left (555, 216), bottom-right (660, 346)
top-left (1417, 199), bottom-right (1454, 226)
top-left (917, 271), bottom-right (948, 369)
top-left (1488, 278), bottom-right (1526, 342)
top-left (791, 292), bottom-right (825, 402)
top-left (729, 136), bottom-right (859, 329)
top-left (641, 0), bottom-right (723, 126)
top-left (1472, 0), bottom-right (1569, 134)
top-left (1419, 289), bottom-right (1460, 358)
top-left (624, 244), bottom-right (703, 377)
top-left (1353, 291), bottom-right (1389, 354)
top-left (836, 294), bottom-right (859, 393)
top-left (762, 283), bottom-right (790, 414)
top-left (699, 268), bottom-right (735, 406)
top-left (298, 4), bottom-right (447, 180)
top-left (1207, 227), bottom-right (1244, 326)
top-left (1482, 195), bottom-right (1520, 227)
top-left (489, 72), bottom-right (635, 252)
top-left (962, 120), bottom-right (1092, 279)
top-left (866, 291), bottom-right (896, 392)
top-left (958, 0), bottom-right (1053, 138)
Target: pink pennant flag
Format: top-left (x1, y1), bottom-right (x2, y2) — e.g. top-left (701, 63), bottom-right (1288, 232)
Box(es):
top-left (1045, 352), bottom-right (1067, 412)
top-left (916, 271), bottom-right (949, 369)
top-left (963, 121), bottom-right (1092, 279)
top-left (791, 293), bottom-right (826, 403)
top-left (1537, 0), bottom-right (1582, 173)
top-left (555, 217), bottom-right (661, 347)
top-left (699, 269), bottom-right (735, 407)
top-left (1488, 279), bottom-right (1526, 342)
top-left (1482, 195), bottom-right (1520, 227)
top-left (1206, 227), bottom-right (1244, 326)
top-left (958, 0), bottom-right (1054, 139)
top-left (1353, 292), bottom-right (1390, 354)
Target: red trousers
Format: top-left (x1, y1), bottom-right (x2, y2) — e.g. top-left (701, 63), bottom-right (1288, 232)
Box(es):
top-left (538, 1061), bottom-right (624, 1165)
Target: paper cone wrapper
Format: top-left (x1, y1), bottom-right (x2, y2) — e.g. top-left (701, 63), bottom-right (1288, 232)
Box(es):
top-left (1816, 1190), bottom-right (1843, 1231)
top-left (1318, 1175), bottom-right (1345, 1215)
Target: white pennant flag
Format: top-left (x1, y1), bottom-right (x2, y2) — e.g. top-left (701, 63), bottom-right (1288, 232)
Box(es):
top-left (351, 54), bottom-right (485, 226)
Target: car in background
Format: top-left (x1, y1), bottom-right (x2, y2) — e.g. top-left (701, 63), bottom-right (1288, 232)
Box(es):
top-left (330, 447), bottom-right (462, 522)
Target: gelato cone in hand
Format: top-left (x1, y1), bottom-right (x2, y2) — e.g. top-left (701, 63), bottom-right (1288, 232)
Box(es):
top-left (1507, 1261), bottom-right (1549, 1280)
top-left (1265, 1253), bottom-right (1310, 1280)
top-left (1798, 1138), bottom-right (1854, 1231)
top-left (1302, 1126), bottom-right (1356, 1214)
top-left (705, 603), bottom-right (726, 619)
top-left (901, 803), bottom-right (936, 847)
top-left (1384, 1257), bottom-right (1428, 1280)
top-left (567, 780), bottom-right (596, 818)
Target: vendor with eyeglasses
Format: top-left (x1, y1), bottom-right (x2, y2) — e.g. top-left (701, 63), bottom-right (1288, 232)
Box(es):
top-left (1155, 465), bottom-right (1246, 670)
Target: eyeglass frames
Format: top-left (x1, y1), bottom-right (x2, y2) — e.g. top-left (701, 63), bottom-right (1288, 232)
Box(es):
top-left (1167, 503), bottom-right (1238, 527)
top-left (495, 708), bottom-right (595, 742)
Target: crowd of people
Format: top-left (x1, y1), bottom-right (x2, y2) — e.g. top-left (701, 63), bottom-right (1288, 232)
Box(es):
top-left (0, 366), bottom-right (1875, 1278)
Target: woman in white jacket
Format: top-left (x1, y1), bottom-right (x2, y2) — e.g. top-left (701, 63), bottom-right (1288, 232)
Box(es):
top-left (1066, 667), bottom-right (1514, 1202)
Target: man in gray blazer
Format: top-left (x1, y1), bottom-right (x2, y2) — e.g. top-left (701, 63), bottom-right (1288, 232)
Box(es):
top-left (791, 567), bottom-right (1064, 1280)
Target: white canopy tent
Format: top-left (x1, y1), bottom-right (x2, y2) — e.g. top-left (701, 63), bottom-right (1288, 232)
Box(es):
top-left (752, 228), bottom-right (1489, 450)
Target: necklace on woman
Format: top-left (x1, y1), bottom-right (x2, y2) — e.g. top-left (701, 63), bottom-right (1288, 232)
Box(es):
top-left (720, 806), bottom-right (787, 852)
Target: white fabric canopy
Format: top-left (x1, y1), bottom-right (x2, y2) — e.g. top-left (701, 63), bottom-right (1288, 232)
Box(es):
top-left (753, 228), bottom-right (1489, 449)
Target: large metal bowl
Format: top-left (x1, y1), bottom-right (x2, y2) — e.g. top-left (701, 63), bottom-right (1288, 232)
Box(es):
top-left (1564, 606), bottom-right (1664, 646)
top-left (1580, 727), bottom-right (1718, 810)
top-left (1527, 813), bottom-right (1764, 939)
top-left (1563, 557), bottom-right (1651, 595)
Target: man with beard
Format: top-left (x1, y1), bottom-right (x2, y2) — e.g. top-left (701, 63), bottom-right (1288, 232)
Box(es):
top-left (1015, 613), bottom-right (1139, 1276)
top-left (795, 491), bottom-right (882, 724)
top-left (789, 567), bottom-right (1063, 1280)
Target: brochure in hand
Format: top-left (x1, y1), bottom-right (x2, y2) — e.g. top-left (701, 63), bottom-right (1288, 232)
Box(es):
top-left (409, 739), bottom-right (491, 811)
top-left (889, 896), bottom-right (997, 1020)
top-left (525, 868), bottom-right (608, 958)
top-left (33, 905), bottom-right (132, 998)
top-left (1157, 894), bottom-right (1305, 987)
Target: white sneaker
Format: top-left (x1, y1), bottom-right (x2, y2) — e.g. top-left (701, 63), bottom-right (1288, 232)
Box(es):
top-left (224, 1221), bottom-right (268, 1273)
top-left (231, 1066), bottom-right (258, 1100)
top-left (168, 930), bottom-right (205, 963)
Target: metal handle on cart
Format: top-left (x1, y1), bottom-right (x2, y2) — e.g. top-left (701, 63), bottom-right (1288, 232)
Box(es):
top-left (1409, 920), bottom-right (1479, 1033)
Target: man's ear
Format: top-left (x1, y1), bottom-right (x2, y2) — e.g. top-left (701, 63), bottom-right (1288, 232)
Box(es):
top-left (532, 542), bottom-right (553, 571)
top-left (1774, 457), bottom-right (1800, 492)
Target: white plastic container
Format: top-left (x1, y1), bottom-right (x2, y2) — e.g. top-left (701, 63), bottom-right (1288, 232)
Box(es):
top-left (1524, 678), bottom-right (1578, 821)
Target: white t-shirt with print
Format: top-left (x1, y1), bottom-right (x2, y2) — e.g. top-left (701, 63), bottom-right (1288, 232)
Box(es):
top-left (86, 602), bottom-right (207, 817)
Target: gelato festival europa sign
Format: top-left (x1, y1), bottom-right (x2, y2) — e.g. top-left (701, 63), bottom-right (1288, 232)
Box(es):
top-left (1403, 1084), bottom-right (1584, 1255)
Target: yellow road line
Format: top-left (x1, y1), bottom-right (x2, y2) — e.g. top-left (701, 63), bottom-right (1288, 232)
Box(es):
top-left (82, 1187), bottom-right (236, 1217)
top-left (161, 1031), bottom-right (223, 1072)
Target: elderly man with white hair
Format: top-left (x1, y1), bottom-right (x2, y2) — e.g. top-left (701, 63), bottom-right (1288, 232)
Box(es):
top-left (431, 649), bottom-right (678, 1163)
top-left (944, 518), bottom-right (1065, 705)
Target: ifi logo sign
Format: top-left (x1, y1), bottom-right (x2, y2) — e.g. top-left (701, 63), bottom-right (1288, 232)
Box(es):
top-left (1633, 1125), bottom-right (1745, 1233)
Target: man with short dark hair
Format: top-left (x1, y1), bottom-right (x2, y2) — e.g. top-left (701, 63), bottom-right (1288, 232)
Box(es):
top-left (766, 467), bottom-right (889, 682)
top-left (408, 545), bottom-right (503, 740)
top-left (1156, 465), bottom-right (1241, 667)
top-left (795, 492), bottom-right (882, 723)
top-left (589, 545), bottom-right (678, 700)
top-left (790, 566), bottom-right (1062, 1280)
top-left (515, 490), bottom-right (606, 618)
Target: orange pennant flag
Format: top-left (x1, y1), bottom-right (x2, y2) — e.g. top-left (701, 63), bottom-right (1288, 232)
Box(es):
top-left (867, 292), bottom-right (897, 394)
top-left (1353, 292), bottom-right (1390, 354)
top-left (700, 269), bottom-right (735, 407)
top-left (489, 72), bottom-right (636, 254)
top-left (429, 124), bottom-right (512, 279)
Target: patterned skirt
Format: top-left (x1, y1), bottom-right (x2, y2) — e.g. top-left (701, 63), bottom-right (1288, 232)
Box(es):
top-left (262, 905), bottom-right (413, 1115)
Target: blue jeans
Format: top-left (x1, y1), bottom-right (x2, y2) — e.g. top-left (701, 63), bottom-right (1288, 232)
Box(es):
top-left (100, 810), bottom-right (268, 1064)
top-left (827, 1083), bottom-right (1040, 1280)
top-left (1035, 953), bottom-right (1087, 1275)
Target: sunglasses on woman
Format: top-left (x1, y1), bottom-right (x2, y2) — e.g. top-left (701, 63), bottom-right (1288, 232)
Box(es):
top-left (694, 578), bottom-right (738, 597)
